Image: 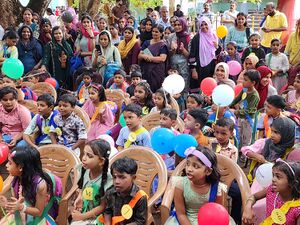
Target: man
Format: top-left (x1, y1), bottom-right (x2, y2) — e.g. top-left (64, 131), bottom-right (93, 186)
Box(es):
top-left (151, 10), bottom-right (160, 24)
top-left (174, 4), bottom-right (184, 17)
top-left (112, 0), bottom-right (127, 23)
top-left (159, 6), bottom-right (171, 29)
top-left (200, 2), bottom-right (215, 25)
top-left (222, 0), bottom-right (239, 29)
top-left (261, 2), bottom-right (288, 53)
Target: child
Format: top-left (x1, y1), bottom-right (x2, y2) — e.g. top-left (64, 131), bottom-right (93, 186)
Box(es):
top-left (82, 83), bottom-right (115, 141)
top-left (131, 82), bottom-right (154, 116)
top-left (116, 103), bottom-right (151, 150)
top-left (39, 18), bottom-right (52, 45)
top-left (109, 69), bottom-right (129, 93)
top-left (219, 41), bottom-right (241, 65)
top-left (49, 94), bottom-right (87, 156)
top-left (150, 88), bottom-right (171, 113)
top-left (104, 157), bottom-right (148, 224)
top-left (266, 38), bottom-right (289, 93)
top-left (0, 86), bottom-right (31, 147)
top-left (23, 94), bottom-right (57, 148)
top-left (231, 70), bottom-right (260, 148)
top-left (237, 54), bottom-right (259, 85)
top-left (165, 146), bottom-right (227, 225)
top-left (1, 146), bottom-right (61, 223)
top-left (184, 108), bottom-right (210, 147)
top-left (127, 70), bottom-right (142, 97)
top-left (77, 69), bottom-right (94, 103)
top-left (71, 139), bottom-right (113, 224)
top-left (180, 94), bottom-right (204, 120)
top-left (242, 160), bottom-right (300, 225)
top-left (286, 74), bottom-right (300, 116)
top-left (241, 33), bottom-right (265, 63)
top-left (0, 30), bottom-right (18, 66)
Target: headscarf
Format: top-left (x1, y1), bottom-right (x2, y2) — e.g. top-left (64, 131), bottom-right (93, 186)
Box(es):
top-left (79, 16), bottom-right (99, 53)
top-left (118, 26), bottom-right (138, 59)
top-left (175, 17), bottom-right (190, 51)
top-left (243, 54), bottom-right (259, 70)
top-left (140, 18), bottom-right (155, 44)
top-left (50, 27), bottom-right (73, 59)
top-left (262, 117), bottom-right (295, 161)
top-left (96, 30), bottom-right (115, 60)
top-left (198, 16), bottom-right (218, 67)
top-left (214, 62), bottom-right (235, 89)
top-left (256, 66), bottom-right (273, 109)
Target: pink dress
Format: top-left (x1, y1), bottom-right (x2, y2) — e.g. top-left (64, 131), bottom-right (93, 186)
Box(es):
top-left (265, 185), bottom-right (300, 225)
top-left (83, 100), bottom-right (115, 141)
top-left (286, 90), bottom-right (300, 116)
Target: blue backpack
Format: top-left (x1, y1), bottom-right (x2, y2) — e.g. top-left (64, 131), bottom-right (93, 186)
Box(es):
top-left (70, 54), bottom-right (84, 75)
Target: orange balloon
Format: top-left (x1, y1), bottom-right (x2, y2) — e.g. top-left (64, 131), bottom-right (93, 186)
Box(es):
top-left (0, 175), bottom-right (3, 193)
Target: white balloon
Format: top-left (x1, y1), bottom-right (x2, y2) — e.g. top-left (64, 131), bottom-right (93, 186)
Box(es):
top-left (212, 84), bottom-right (235, 107)
top-left (255, 163), bottom-right (273, 188)
top-left (162, 74), bottom-right (185, 95)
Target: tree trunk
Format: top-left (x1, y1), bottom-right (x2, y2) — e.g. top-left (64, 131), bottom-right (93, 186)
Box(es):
top-left (87, 0), bottom-right (102, 18)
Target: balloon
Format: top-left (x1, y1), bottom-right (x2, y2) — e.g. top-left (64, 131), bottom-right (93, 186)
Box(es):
top-left (216, 25), bottom-right (228, 39)
top-left (198, 203), bottom-right (229, 225)
top-left (45, 78), bottom-right (59, 90)
top-left (1, 58), bottom-right (24, 79)
top-left (61, 11), bottom-right (74, 23)
top-left (234, 83), bottom-right (243, 97)
top-left (256, 163), bottom-right (273, 188)
top-left (0, 175), bottom-right (3, 192)
top-left (228, 60), bottom-right (242, 76)
top-left (0, 143), bottom-right (9, 165)
top-left (212, 84), bottom-right (235, 107)
top-left (119, 114), bottom-right (126, 127)
top-left (162, 74), bottom-right (185, 95)
top-left (151, 128), bottom-right (175, 154)
top-left (200, 77), bottom-right (217, 96)
top-left (173, 134), bottom-right (198, 158)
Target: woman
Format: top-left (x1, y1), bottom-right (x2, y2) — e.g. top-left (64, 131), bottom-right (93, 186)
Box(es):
top-left (189, 16), bottom-right (218, 92)
top-left (19, 8), bottom-right (39, 39)
top-left (225, 12), bottom-right (252, 53)
top-left (118, 26), bottom-right (140, 74)
top-left (256, 66), bottom-right (277, 109)
top-left (214, 62), bottom-right (235, 89)
top-left (41, 26), bottom-right (73, 90)
top-left (140, 18), bottom-right (155, 45)
top-left (39, 18), bottom-right (52, 45)
top-left (75, 14), bottom-right (98, 66)
top-left (138, 24), bottom-right (168, 92)
top-left (17, 25), bottom-right (43, 74)
top-left (168, 17), bottom-right (190, 91)
top-left (127, 16), bottom-right (140, 37)
top-left (95, 16), bottom-right (107, 33)
top-left (109, 23), bottom-right (121, 47)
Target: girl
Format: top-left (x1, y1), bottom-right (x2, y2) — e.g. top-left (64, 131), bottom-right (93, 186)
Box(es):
top-left (127, 16), bottom-right (140, 37)
top-left (19, 8), bottom-right (39, 39)
top-left (150, 88), bottom-right (171, 113)
top-left (180, 94), bottom-right (204, 120)
top-left (164, 26), bottom-right (175, 41)
top-left (286, 74), bottom-right (300, 116)
top-left (165, 146), bottom-right (227, 225)
top-left (214, 62), bottom-right (236, 89)
top-left (139, 18), bottom-right (154, 45)
top-left (2, 146), bottom-right (60, 224)
top-left (95, 16), bottom-right (107, 33)
top-left (131, 82), bottom-right (154, 116)
top-left (108, 23), bottom-right (121, 47)
top-left (242, 160), bottom-right (300, 225)
top-left (241, 33), bottom-right (265, 64)
top-left (219, 41), bottom-right (241, 65)
top-left (70, 139), bottom-right (113, 224)
top-left (237, 54), bottom-right (259, 85)
top-left (82, 83), bottom-right (115, 141)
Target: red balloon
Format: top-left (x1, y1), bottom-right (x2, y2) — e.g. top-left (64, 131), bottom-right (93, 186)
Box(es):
top-left (200, 78), bottom-right (217, 96)
top-left (234, 84), bottom-right (243, 97)
top-left (198, 203), bottom-right (229, 225)
top-left (0, 143), bottom-right (9, 165)
top-left (45, 78), bottom-right (57, 89)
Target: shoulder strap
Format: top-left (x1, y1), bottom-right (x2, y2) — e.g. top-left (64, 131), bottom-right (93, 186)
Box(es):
top-left (208, 182), bottom-right (218, 202)
top-left (246, 27), bottom-right (250, 40)
top-left (124, 127), bottom-right (148, 148)
top-left (90, 102), bottom-right (106, 123)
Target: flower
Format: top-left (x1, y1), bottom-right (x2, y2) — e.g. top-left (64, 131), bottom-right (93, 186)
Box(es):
top-left (55, 127), bottom-right (62, 136)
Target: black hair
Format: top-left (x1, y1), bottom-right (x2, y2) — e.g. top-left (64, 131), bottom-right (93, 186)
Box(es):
top-left (235, 12), bottom-right (248, 27)
top-left (152, 24), bottom-right (164, 39)
top-left (249, 33), bottom-right (261, 41)
top-left (130, 71), bottom-right (142, 78)
top-left (114, 69), bottom-right (126, 77)
top-left (124, 26), bottom-right (134, 34)
top-left (10, 146), bottom-right (54, 206)
top-left (130, 64), bottom-right (141, 73)
top-left (89, 83), bottom-right (107, 102)
top-left (186, 146), bottom-right (220, 184)
top-left (124, 10), bottom-right (132, 15)
top-left (164, 26), bottom-right (175, 33)
top-left (109, 23), bottom-right (119, 30)
top-left (187, 94), bottom-right (204, 106)
top-left (3, 30), bottom-right (18, 40)
top-left (273, 160), bottom-right (300, 199)
top-left (135, 82), bottom-right (154, 109)
top-left (0, 86), bottom-right (18, 100)
top-left (155, 88), bottom-right (171, 107)
top-left (40, 18), bottom-right (52, 27)
top-left (37, 93), bottom-right (55, 107)
top-left (226, 41), bottom-right (237, 49)
top-left (188, 108), bottom-right (208, 128)
top-left (52, 26), bottom-right (62, 36)
top-left (266, 95), bottom-right (286, 110)
top-left (111, 157), bottom-right (138, 175)
top-left (58, 94), bottom-right (77, 107)
top-left (244, 69), bottom-right (261, 85)
top-left (216, 118), bottom-right (234, 132)
top-left (296, 74), bottom-right (300, 81)
top-left (123, 103), bottom-right (142, 117)
top-left (23, 8), bottom-right (33, 16)
top-left (160, 108), bottom-right (177, 120)
top-left (78, 139), bottom-right (111, 202)
top-left (81, 14), bottom-right (93, 23)
top-left (271, 38), bottom-right (281, 45)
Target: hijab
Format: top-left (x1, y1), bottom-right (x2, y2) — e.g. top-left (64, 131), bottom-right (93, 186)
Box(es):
top-left (140, 18), bottom-right (154, 44)
top-left (175, 17), bottom-right (190, 51)
top-left (262, 117), bottom-right (295, 161)
top-left (256, 66), bottom-right (273, 109)
top-left (243, 54), bottom-right (259, 70)
top-left (198, 16), bottom-right (218, 67)
top-left (214, 62), bottom-right (235, 89)
top-left (96, 30), bottom-right (115, 60)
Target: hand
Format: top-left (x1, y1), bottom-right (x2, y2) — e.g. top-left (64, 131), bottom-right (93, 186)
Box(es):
top-left (242, 206), bottom-right (255, 225)
top-left (0, 196), bottom-right (8, 207)
top-left (8, 139), bottom-right (17, 148)
top-left (262, 27), bottom-right (271, 33)
top-left (73, 196), bottom-right (83, 211)
top-left (101, 57), bottom-right (107, 66)
top-left (130, 96), bottom-right (137, 103)
top-left (179, 42), bottom-right (185, 52)
top-left (171, 41), bottom-right (178, 51)
top-left (40, 65), bottom-right (47, 72)
top-left (6, 197), bottom-right (24, 214)
top-left (254, 154), bottom-right (267, 164)
top-left (71, 210), bottom-right (84, 221)
top-left (46, 33), bottom-right (52, 39)
top-left (191, 70), bottom-right (198, 79)
top-left (86, 27), bottom-right (94, 38)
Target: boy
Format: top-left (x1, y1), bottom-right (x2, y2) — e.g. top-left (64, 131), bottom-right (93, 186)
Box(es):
top-left (23, 94), bottom-right (57, 148)
top-left (104, 157), bottom-right (148, 225)
top-left (0, 30), bottom-right (18, 66)
top-left (127, 71), bottom-right (142, 97)
top-left (49, 94), bottom-right (87, 156)
top-left (116, 103), bottom-right (151, 150)
top-left (109, 69), bottom-right (129, 93)
top-left (230, 69), bottom-right (260, 148)
top-left (184, 108), bottom-right (209, 147)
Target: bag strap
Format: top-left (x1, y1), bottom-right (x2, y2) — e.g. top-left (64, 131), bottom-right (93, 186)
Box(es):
top-left (246, 27), bottom-right (250, 41)
top-left (208, 182), bottom-right (218, 202)
top-left (124, 127), bottom-right (147, 148)
top-left (90, 102), bottom-right (106, 123)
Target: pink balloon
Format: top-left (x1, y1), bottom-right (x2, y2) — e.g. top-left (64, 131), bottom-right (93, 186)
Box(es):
top-left (228, 60), bottom-right (242, 76)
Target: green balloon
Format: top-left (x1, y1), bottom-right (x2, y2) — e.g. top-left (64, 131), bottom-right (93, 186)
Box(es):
top-left (119, 113), bottom-right (126, 127)
top-left (1, 58), bottom-right (24, 79)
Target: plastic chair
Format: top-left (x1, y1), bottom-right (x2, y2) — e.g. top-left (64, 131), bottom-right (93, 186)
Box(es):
top-left (31, 82), bottom-right (57, 102)
top-left (170, 96), bottom-right (180, 115)
top-left (160, 154), bottom-right (251, 224)
top-left (109, 147), bottom-right (168, 225)
top-left (22, 81), bottom-right (35, 88)
top-left (105, 89), bottom-right (129, 122)
top-left (73, 106), bottom-right (91, 132)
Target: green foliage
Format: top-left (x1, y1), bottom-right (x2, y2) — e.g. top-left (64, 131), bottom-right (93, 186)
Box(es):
top-left (72, 0), bottom-right (79, 8)
top-left (130, 0), bottom-right (163, 10)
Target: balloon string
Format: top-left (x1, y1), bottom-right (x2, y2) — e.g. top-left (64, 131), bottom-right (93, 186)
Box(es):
top-left (215, 106), bottom-right (220, 123)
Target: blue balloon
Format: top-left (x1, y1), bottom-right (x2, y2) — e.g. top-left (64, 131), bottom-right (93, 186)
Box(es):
top-left (151, 128), bottom-right (175, 154)
top-left (173, 134), bottom-right (198, 158)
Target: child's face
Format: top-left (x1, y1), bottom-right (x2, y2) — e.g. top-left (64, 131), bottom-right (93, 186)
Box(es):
top-left (99, 34), bottom-right (109, 48)
top-left (131, 77), bottom-right (141, 86)
top-left (265, 102), bottom-right (281, 117)
top-left (82, 145), bottom-right (104, 170)
top-left (164, 29), bottom-right (171, 39)
top-left (186, 155), bottom-right (212, 184)
top-left (214, 125), bottom-right (232, 146)
top-left (270, 126), bottom-right (281, 144)
top-left (226, 44), bottom-right (236, 56)
top-left (112, 170), bottom-right (135, 194)
top-left (6, 157), bottom-right (22, 177)
top-left (83, 75), bottom-right (92, 86)
top-left (1, 93), bottom-right (17, 112)
top-left (124, 111), bottom-right (141, 131)
top-left (37, 100), bottom-right (53, 117)
top-left (97, 19), bottom-right (107, 30)
top-left (236, 15), bottom-right (246, 27)
top-left (184, 114), bottom-right (198, 130)
top-left (2, 77), bottom-right (16, 88)
top-left (28, 76), bottom-right (39, 84)
top-left (6, 38), bottom-right (17, 47)
top-left (127, 18), bottom-right (134, 27)
top-left (42, 24), bottom-right (52, 33)
top-left (88, 87), bottom-right (99, 103)
top-left (260, 73), bottom-right (272, 87)
top-left (186, 97), bottom-right (199, 111)
top-left (271, 167), bottom-right (290, 194)
top-left (168, 69), bottom-right (178, 75)
top-left (244, 58), bottom-right (255, 70)
top-left (215, 65), bottom-right (226, 81)
top-left (109, 26), bottom-right (118, 36)
top-left (58, 101), bottom-right (74, 117)
top-left (153, 93), bottom-right (164, 109)
top-left (211, 104), bottom-right (226, 115)
top-left (243, 75), bottom-right (255, 89)
top-left (249, 36), bottom-right (260, 48)
top-left (294, 78), bottom-right (300, 90)
top-left (134, 86), bottom-right (146, 103)
top-left (160, 114), bottom-right (175, 129)
top-left (271, 41), bottom-right (281, 54)
top-left (114, 74), bottom-right (125, 87)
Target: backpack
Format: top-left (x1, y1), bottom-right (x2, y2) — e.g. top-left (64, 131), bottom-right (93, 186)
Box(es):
top-left (35, 110), bottom-right (59, 144)
top-left (70, 54), bottom-right (84, 75)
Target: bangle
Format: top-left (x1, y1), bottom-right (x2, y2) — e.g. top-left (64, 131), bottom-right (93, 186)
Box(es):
top-left (246, 195), bottom-right (256, 204)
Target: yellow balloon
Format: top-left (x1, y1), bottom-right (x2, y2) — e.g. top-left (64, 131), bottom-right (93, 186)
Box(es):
top-left (217, 25), bottom-right (228, 39)
top-left (0, 175), bottom-right (3, 193)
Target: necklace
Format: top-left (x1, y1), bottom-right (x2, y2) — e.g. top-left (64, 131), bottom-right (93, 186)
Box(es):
top-left (272, 192), bottom-right (287, 225)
